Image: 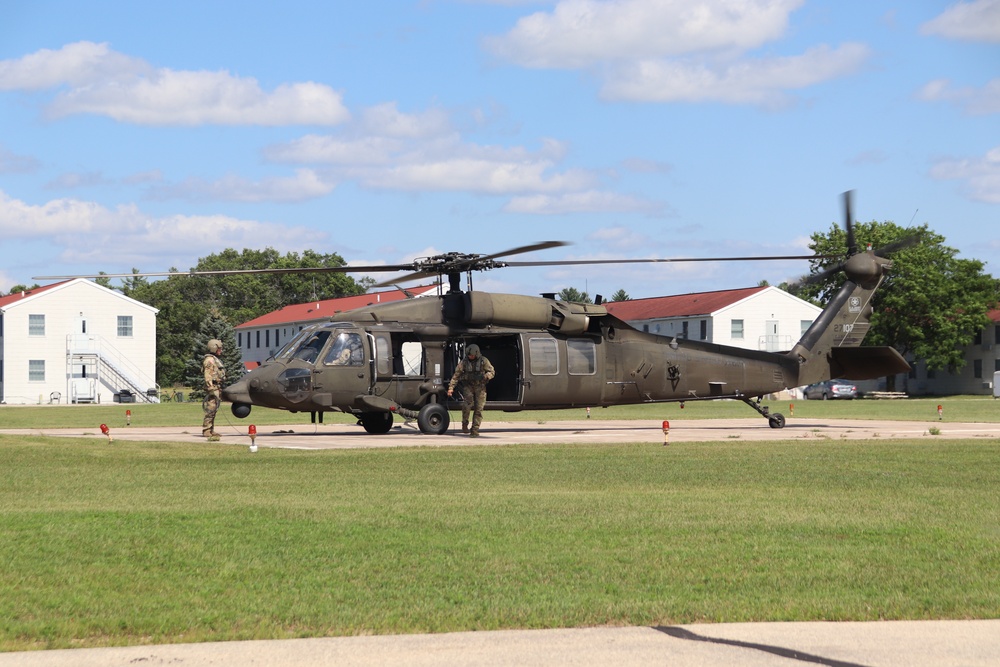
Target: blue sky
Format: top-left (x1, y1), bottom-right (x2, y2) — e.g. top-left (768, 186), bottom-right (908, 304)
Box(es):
top-left (1, 0), bottom-right (997, 301)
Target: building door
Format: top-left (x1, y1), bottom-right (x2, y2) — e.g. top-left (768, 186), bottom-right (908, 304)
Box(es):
top-left (765, 320), bottom-right (780, 352)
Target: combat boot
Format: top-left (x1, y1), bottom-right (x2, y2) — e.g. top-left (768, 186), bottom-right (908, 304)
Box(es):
top-left (462, 421), bottom-right (469, 434)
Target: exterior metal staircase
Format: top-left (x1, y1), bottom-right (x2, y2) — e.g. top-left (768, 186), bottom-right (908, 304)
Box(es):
top-left (66, 334), bottom-right (160, 404)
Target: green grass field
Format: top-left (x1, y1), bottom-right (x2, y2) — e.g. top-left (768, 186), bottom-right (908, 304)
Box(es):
top-left (1, 399), bottom-right (999, 651)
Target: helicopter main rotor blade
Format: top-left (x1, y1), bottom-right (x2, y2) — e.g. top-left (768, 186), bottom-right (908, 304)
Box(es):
top-left (32, 263), bottom-right (419, 281)
top-left (504, 254), bottom-right (834, 268)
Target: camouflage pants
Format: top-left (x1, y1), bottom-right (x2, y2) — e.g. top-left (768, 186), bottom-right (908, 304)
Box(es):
top-left (459, 383), bottom-right (488, 433)
top-left (202, 390), bottom-right (221, 435)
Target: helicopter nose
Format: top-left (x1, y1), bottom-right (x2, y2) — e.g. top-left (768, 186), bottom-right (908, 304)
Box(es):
top-left (221, 378), bottom-right (251, 404)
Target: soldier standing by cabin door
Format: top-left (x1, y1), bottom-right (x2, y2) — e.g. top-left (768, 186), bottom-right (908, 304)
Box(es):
top-left (447, 344), bottom-right (495, 436)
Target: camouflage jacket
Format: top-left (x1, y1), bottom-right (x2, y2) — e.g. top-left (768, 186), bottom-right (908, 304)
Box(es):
top-left (448, 356), bottom-right (495, 391)
top-left (203, 354), bottom-right (226, 393)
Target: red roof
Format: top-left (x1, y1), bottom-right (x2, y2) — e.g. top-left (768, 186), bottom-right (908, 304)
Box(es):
top-left (237, 284), bottom-right (438, 328)
top-left (604, 286), bottom-right (767, 320)
top-left (0, 280), bottom-right (71, 308)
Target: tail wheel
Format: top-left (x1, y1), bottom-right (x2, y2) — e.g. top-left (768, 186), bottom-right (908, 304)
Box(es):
top-left (768, 413), bottom-right (786, 429)
top-left (417, 403), bottom-right (450, 435)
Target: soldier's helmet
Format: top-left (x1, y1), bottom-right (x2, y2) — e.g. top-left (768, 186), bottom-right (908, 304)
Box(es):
top-left (466, 344), bottom-right (480, 358)
top-left (207, 339), bottom-right (223, 354)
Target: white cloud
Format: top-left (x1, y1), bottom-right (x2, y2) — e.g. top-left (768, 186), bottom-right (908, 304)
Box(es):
top-left (264, 134), bottom-right (405, 165)
top-left (0, 145), bottom-right (41, 174)
top-left (0, 189), bottom-right (323, 269)
top-left (917, 78), bottom-right (1000, 115)
top-left (601, 42), bottom-right (870, 105)
top-left (920, 0), bottom-right (1000, 43)
top-left (148, 169), bottom-right (335, 202)
top-left (486, 0), bottom-right (803, 68)
top-left (267, 109), bottom-right (592, 196)
top-left (485, 0), bottom-right (871, 107)
top-left (0, 41), bottom-right (350, 126)
top-left (0, 41), bottom-right (149, 91)
top-left (360, 102), bottom-right (452, 138)
top-left (929, 146), bottom-right (1000, 203)
top-left (504, 190), bottom-right (663, 214)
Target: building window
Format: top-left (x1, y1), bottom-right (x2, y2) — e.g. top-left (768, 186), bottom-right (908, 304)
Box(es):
top-left (567, 339), bottom-right (596, 375)
top-left (29, 314), bottom-right (45, 336)
top-left (528, 337), bottom-right (559, 375)
top-left (238, 332), bottom-right (243, 347)
top-left (801, 320), bottom-right (813, 336)
top-left (974, 330), bottom-right (983, 345)
top-left (681, 321), bottom-right (689, 339)
top-left (995, 324), bottom-right (1000, 345)
top-left (265, 329), bottom-right (270, 348)
top-left (731, 319), bottom-right (744, 339)
top-left (117, 315), bottom-right (133, 337)
top-left (699, 319), bottom-right (707, 340)
top-left (29, 359), bottom-right (45, 382)
top-left (974, 359), bottom-right (983, 379)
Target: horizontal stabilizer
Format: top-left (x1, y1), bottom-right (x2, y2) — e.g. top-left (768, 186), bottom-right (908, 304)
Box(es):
top-left (830, 346), bottom-right (910, 381)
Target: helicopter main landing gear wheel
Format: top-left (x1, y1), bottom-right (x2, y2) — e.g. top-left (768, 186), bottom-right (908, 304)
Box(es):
top-left (360, 411), bottom-right (393, 434)
top-left (768, 413), bottom-right (786, 429)
top-left (417, 403), bottom-right (450, 435)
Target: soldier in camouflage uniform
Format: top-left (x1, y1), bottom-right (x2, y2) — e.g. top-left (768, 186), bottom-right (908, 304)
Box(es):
top-left (446, 343), bottom-right (495, 437)
top-left (202, 339), bottom-right (226, 441)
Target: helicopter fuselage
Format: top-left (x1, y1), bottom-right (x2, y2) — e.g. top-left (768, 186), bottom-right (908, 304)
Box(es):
top-left (222, 290), bottom-right (813, 433)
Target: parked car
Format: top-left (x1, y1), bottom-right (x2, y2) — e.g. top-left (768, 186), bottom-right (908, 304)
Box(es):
top-left (802, 379), bottom-right (858, 400)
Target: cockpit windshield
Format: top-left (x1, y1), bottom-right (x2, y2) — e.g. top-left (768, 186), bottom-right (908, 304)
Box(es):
top-left (274, 329), bottom-right (315, 361)
top-left (274, 325), bottom-right (365, 366)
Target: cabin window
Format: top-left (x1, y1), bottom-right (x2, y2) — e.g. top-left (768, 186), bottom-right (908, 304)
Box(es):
top-left (117, 315), bottom-right (133, 337)
top-left (28, 314), bottom-right (44, 336)
top-left (567, 339), bottom-right (596, 375)
top-left (323, 332), bottom-right (365, 367)
top-left (528, 337), bottom-right (559, 375)
top-left (375, 336), bottom-right (391, 375)
top-left (731, 319), bottom-right (744, 339)
top-left (28, 359), bottom-right (45, 382)
top-left (400, 341), bottom-right (423, 376)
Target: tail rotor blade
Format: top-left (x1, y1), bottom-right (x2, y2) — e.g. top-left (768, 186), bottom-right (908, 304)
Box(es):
top-left (843, 190), bottom-right (858, 256)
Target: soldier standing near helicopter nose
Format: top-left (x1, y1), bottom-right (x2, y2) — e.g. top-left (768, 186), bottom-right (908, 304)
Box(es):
top-left (202, 339), bottom-right (226, 441)
top-left (447, 343), bottom-right (495, 436)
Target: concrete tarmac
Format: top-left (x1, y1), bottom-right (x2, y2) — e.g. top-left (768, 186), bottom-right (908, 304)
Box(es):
top-left (3, 416), bottom-right (1000, 449)
top-left (3, 418), bottom-right (998, 666)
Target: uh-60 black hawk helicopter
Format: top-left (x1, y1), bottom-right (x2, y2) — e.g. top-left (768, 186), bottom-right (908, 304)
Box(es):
top-left (43, 192), bottom-right (912, 435)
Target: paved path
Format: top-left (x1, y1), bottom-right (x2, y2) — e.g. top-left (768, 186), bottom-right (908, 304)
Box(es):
top-left (3, 419), bottom-right (997, 665)
top-left (1, 620), bottom-right (998, 666)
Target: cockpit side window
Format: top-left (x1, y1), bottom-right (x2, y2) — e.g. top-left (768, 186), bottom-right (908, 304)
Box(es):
top-left (324, 332), bottom-right (364, 366)
top-left (292, 330), bottom-right (332, 363)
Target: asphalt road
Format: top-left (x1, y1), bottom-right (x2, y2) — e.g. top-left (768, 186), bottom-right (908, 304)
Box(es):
top-left (3, 418), bottom-right (998, 666)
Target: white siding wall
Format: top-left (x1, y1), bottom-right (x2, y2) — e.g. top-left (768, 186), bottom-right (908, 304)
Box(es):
top-left (632, 288), bottom-right (820, 352)
top-left (713, 288), bottom-right (821, 351)
top-left (1, 280), bottom-right (157, 404)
